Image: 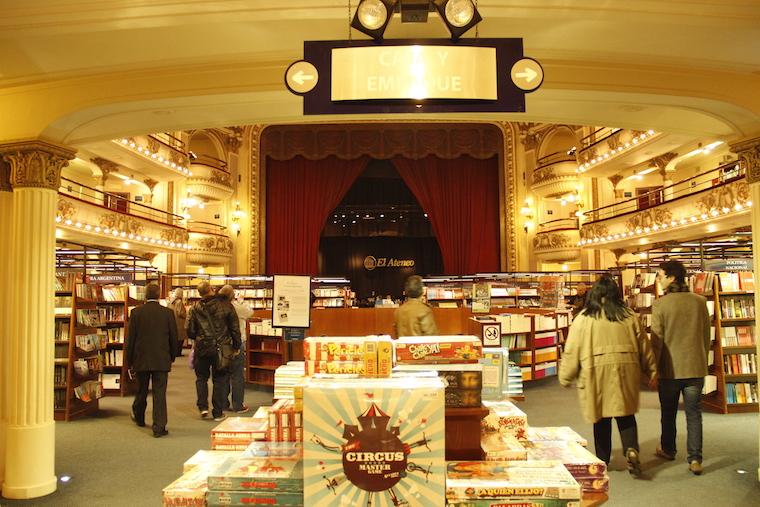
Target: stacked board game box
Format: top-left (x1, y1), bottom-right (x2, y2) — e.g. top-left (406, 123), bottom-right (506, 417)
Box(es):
top-left (244, 441), bottom-right (302, 459)
top-left (303, 374), bottom-right (446, 507)
top-left (303, 335), bottom-right (393, 377)
top-left (394, 363), bottom-right (483, 407)
top-left (524, 440), bottom-right (608, 493)
top-left (183, 450), bottom-right (242, 473)
top-left (395, 335), bottom-right (482, 364)
top-left (505, 362), bottom-right (524, 397)
top-left (481, 433), bottom-right (528, 461)
top-left (162, 467), bottom-right (209, 507)
top-left (446, 460), bottom-right (581, 506)
top-left (274, 361), bottom-right (306, 400)
top-left (206, 455), bottom-right (303, 506)
top-left (482, 400), bottom-right (528, 440)
top-left (267, 399), bottom-right (302, 442)
top-left (480, 347), bottom-right (509, 401)
top-left (526, 427), bottom-right (588, 447)
top-left (211, 416), bottom-right (268, 450)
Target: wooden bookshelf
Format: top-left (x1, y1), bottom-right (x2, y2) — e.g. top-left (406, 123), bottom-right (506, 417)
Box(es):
top-left (702, 274), bottom-right (758, 414)
top-left (246, 317), bottom-right (304, 387)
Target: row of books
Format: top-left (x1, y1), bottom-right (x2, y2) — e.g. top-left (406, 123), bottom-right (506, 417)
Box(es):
top-left (54, 389), bottom-right (66, 409)
top-left (720, 297), bottom-right (755, 319)
top-left (75, 283), bottom-right (98, 300)
top-left (425, 287), bottom-right (465, 300)
top-left (311, 297), bottom-right (345, 308)
top-left (720, 326), bottom-right (755, 347)
top-left (55, 272), bottom-right (80, 292)
top-left (105, 327), bottom-right (125, 343)
top-left (103, 349), bottom-right (123, 367)
top-left (503, 333), bottom-right (529, 349)
top-left (76, 308), bottom-right (106, 327)
top-left (101, 285), bottom-right (128, 301)
top-left (54, 365), bottom-right (67, 385)
top-left (73, 380), bottom-right (102, 402)
top-left (492, 312), bottom-right (558, 333)
top-left (73, 356), bottom-right (102, 377)
top-left (726, 382), bottom-right (758, 404)
top-left (75, 333), bottom-right (106, 353)
top-left (99, 305), bottom-right (125, 322)
top-left (311, 288), bottom-right (348, 298)
top-left (54, 296), bottom-right (73, 314)
top-left (723, 353), bottom-right (757, 375)
top-left (55, 320), bottom-right (70, 341)
top-left (716, 271), bottom-right (755, 292)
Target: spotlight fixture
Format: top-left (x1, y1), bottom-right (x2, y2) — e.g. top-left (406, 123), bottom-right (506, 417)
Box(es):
top-left (433, 0), bottom-right (482, 39)
top-left (351, 0), bottom-right (397, 40)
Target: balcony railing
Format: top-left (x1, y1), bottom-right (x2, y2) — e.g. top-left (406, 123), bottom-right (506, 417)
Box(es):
top-left (59, 177), bottom-right (186, 227)
top-left (583, 161), bottom-right (743, 223)
top-left (579, 127), bottom-right (623, 149)
top-left (188, 220), bottom-right (228, 236)
top-left (150, 132), bottom-right (186, 154)
top-left (538, 218), bottom-right (579, 233)
top-left (535, 151), bottom-right (577, 171)
top-left (192, 154), bottom-right (229, 173)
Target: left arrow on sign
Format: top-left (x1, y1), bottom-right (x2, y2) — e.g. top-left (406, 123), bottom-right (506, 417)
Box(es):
top-left (285, 61), bottom-right (319, 95)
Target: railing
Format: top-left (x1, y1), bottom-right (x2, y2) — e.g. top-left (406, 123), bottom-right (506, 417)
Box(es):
top-left (59, 177), bottom-right (186, 227)
top-left (537, 218), bottom-right (579, 233)
top-left (150, 132), bottom-right (186, 153)
top-left (583, 161), bottom-right (743, 222)
top-left (192, 154), bottom-right (229, 173)
top-left (187, 220), bottom-right (228, 236)
top-left (535, 151), bottom-right (577, 171)
top-left (579, 127), bottom-right (622, 149)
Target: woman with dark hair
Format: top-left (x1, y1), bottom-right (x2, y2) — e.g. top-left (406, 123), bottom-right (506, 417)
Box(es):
top-left (559, 275), bottom-right (657, 475)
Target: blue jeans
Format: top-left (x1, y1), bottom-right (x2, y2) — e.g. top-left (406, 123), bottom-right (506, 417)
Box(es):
top-left (658, 378), bottom-right (704, 463)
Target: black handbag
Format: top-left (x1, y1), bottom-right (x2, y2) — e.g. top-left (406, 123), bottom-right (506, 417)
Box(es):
top-left (215, 338), bottom-right (236, 372)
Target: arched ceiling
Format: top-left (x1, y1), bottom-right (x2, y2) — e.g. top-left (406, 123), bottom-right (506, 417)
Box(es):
top-left (1, 0), bottom-right (759, 144)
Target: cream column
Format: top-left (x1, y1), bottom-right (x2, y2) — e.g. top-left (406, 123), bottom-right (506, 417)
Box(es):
top-left (0, 140), bottom-right (75, 499)
top-left (0, 161), bottom-right (12, 487)
top-left (730, 136), bottom-right (760, 482)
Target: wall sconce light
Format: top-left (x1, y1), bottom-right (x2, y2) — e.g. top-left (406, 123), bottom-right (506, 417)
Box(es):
top-left (351, 0), bottom-right (397, 40)
top-left (230, 201), bottom-right (245, 237)
top-left (433, 0), bottom-right (482, 39)
top-left (520, 199), bottom-right (534, 232)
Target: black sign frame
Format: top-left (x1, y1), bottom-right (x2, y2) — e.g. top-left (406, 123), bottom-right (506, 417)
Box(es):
top-left (302, 38), bottom-right (526, 115)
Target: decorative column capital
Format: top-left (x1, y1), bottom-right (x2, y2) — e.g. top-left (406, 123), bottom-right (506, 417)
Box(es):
top-left (0, 140), bottom-right (76, 190)
top-left (730, 136), bottom-right (760, 185)
top-left (0, 159), bottom-right (11, 192)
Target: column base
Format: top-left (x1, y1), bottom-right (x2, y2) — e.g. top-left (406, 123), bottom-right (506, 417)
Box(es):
top-left (2, 422), bottom-right (56, 500)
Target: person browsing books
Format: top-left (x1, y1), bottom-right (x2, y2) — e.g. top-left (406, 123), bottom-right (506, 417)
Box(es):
top-left (650, 260), bottom-right (711, 475)
top-left (559, 275), bottom-right (657, 475)
top-left (218, 284), bottom-right (253, 414)
top-left (168, 287), bottom-right (187, 356)
top-left (394, 275), bottom-right (438, 337)
top-left (126, 282), bottom-right (179, 438)
top-left (186, 281), bottom-right (242, 422)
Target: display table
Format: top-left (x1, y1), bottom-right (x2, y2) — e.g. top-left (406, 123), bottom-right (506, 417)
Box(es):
top-left (582, 492), bottom-right (609, 506)
top-left (444, 405), bottom-right (489, 461)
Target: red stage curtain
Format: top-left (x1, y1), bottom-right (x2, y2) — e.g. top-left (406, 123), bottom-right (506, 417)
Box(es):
top-left (392, 156), bottom-right (500, 274)
top-left (266, 156), bottom-right (368, 275)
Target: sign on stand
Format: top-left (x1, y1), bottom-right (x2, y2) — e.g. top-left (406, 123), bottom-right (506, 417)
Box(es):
top-left (272, 275), bottom-right (311, 328)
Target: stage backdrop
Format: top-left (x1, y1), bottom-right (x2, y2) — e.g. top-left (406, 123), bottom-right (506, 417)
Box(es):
top-left (318, 236), bottom-right (443, 300)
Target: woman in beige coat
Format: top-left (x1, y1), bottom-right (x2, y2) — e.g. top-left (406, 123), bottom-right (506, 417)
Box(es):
top-left (559, 275), bottom-right (657, 475)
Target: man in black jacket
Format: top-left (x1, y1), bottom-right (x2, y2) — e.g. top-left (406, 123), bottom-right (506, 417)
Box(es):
top-left (126, 283), bottom-right (179, 437)
top-left (186, 281), bottom-right (242, 421)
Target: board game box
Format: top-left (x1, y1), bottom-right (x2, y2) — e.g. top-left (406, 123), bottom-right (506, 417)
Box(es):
top-left (482, 400), bottom-right (528, 440)
top-left (522, 441), bottom-right (606, 478)
top-left (162, 467), bottom-right (209, 507)
top-left (183, 450), bottom-right (241, 473)
top-left (206, 456), bottom-right (303, 492)
top-left (395, 335), bottom-right (482, 363)
top-left (303, 375), bottom-right (446, 507)
top-left (481, 433), bottom-right (528, 461)
top-left (525, 427), bottom-right (588, 447)
top-left (206, 490), bottom-right (304, 506)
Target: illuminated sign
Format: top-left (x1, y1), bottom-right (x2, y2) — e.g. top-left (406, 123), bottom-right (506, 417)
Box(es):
top-left (331, 45), bottom-right (497, 101)
top-left (364, 256), bottom-right (416, 271)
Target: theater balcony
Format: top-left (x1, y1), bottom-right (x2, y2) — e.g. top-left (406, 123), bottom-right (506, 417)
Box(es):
top-left (55, 178), bottom-right (190, 252)
top-left (187, 221), bottom-right (234, 266)
top-left (186, 154), bottom-right (234, 202)
top-left (576, 128), bottom-right (693, 178)
top-left (533, 218), bottom-right (581, 263)
top-left (579, 163), bottom-right (753, 253)
top-left (82, 133), bottom-right (192, 180)
top-left (530, 151), bottom-right (579, 199)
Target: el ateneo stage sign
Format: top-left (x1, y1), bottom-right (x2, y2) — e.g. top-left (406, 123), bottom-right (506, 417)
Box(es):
top-left (285, 39), bottom-right (543, 114)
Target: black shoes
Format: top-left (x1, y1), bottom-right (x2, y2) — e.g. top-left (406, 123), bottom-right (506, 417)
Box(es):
top-left (130, 413), bottom-right (146, 427)
top-left (153, 429), bottom-right (169, 438)
top-left (626, 448), bottom-right (641, 476)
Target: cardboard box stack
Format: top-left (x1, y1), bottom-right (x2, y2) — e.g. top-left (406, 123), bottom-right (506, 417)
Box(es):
top-left (445, 460), bottom-right (582, 507)
top-left (211, 416), bottom-right (268, 451)
top-left (303, 335), bottom-right (393, 377)
top-left (206, 455), bottom-right (303, 507)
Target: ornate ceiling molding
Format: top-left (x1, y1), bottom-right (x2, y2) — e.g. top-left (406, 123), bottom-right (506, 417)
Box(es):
top-left (260, 123), bottom-right (503, 161)
top-left (0, 140), bottom-right (76, 190)
top-left (730, 136), bottom-right (760, 185)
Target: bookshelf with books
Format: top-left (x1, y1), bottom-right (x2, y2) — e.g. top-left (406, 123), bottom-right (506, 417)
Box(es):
top-left (246, 317), bottom-right (304, 387)
top-left (702, 272), bottom-right (758, 414)
top-left (489, 310), bottom-right (567, 382)
top-left (311, 284), bottom-right (355, 308)
top-left (424, 284), bottom-right (468, 308)
top-left (54, 272), bottom-right (79, 420)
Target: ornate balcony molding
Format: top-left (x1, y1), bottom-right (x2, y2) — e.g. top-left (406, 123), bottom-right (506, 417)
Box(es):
top-left (533, 229), bottom-right (581, 263)
top-left (187, 163), bottom-right (233, 201)
top-left (577, 129), bottom-right (658, 174)
top-left (531, 159), bottom-right (579, 198)
top-left (579, 178), bottom-right (752, 249)
top-left (188, 231), bottom-right (233, 265)
top-left (55, 194), bottom-right (189, 251)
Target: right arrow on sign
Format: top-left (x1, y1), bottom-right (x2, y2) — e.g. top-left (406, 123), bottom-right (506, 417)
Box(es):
top-left (510, 57), bottom-right (544, 92)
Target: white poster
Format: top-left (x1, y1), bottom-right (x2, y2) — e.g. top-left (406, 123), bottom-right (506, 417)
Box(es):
top-left (272, 275), bottom-right (311, 328)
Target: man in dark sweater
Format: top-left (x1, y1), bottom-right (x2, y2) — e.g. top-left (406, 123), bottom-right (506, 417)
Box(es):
top-left (126, 283), bottom-right (179, 437)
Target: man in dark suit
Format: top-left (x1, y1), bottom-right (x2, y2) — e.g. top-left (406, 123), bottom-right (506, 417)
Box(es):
top-left (126, 282), bottom-right (179, 437)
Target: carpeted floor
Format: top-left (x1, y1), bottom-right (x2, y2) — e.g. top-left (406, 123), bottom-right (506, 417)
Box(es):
top-left (1, 367), bottom-right (759, 506)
